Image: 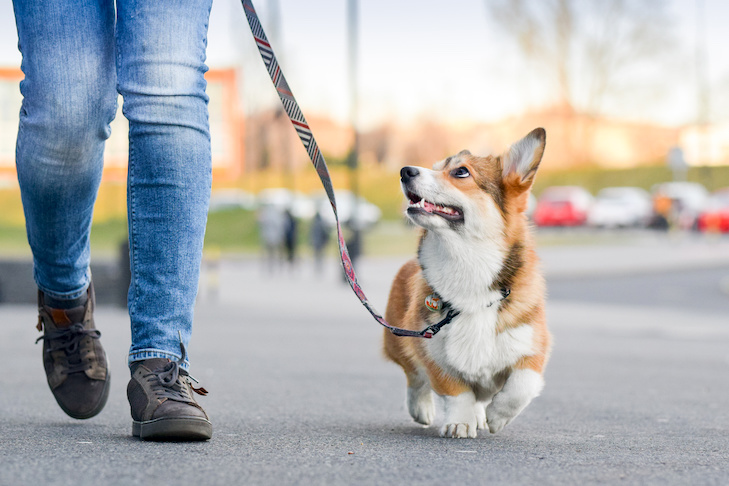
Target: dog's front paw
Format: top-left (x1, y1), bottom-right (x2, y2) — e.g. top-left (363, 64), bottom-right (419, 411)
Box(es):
top-left (407, 386), bottom-right (435, 425)
top-left (485, 406), bottom-right (511, 434)
top-left (440, 422), bottom-right (477, 438)
top-left (486, 369), bottom-right (544, 433)
top-left (441, 392), bottom-right (478, 438)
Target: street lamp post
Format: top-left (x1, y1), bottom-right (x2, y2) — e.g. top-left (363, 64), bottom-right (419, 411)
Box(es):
top-left (347, 0), bottom-right (362, 264)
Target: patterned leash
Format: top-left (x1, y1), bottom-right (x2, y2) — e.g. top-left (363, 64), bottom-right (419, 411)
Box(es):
top-left (242, 0), bottom-right (447, 338)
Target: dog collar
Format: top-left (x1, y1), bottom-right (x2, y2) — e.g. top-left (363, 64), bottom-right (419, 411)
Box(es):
top-left (424, 288), bottom-right (510, 313)
top-left (420, 288), bottom-right (511, 338)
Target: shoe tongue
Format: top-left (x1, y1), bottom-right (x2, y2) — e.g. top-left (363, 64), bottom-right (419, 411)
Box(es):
top-left (46, 305), bottom-right (86, 328)
top-left (142, 358), bottom-right (172, 372)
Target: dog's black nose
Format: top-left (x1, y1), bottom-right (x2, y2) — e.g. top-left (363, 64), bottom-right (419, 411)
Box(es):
top-left (400, 166), bottom-right (420, 183)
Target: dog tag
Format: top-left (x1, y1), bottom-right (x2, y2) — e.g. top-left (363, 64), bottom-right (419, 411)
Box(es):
top-left (424, 294), bottom-right (442, 312)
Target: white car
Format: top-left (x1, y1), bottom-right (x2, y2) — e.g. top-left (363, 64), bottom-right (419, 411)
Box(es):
top-left (587, 187), bottom-right (652, 228)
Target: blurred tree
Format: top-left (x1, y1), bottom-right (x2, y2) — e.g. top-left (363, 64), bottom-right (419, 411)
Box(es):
top-left (484, 0), bottom-right (675, 116)
top-left (717, 75), bottom-right (729, 123)
top-left (402, 121), bottom-right (452, 167)
top-left (361, 123), bottom-right (394, 166)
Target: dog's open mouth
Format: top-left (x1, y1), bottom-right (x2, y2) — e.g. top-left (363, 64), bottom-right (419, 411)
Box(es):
top-left (406, 192), bottom-right (463, 222)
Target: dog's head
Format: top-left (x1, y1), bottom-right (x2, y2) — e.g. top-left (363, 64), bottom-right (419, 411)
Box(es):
top-left (400, 128), bottom-right (546, 237)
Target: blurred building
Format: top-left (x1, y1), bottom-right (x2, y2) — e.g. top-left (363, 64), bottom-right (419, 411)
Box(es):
top-left (680, 124), bottom-right (729, 166)
top-left (0, 68), bottom-right (21, 186)
top-left (0, 67), bottom-right (245, 184)
top-left (245, 109), bottom-right (355, 173)
top-left (246, 103), bottom-right (689, 172)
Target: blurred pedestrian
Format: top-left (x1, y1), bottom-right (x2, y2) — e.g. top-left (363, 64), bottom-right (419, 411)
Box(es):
top-left (283, 208), bottom-right (298, 266)
top-left (13, 0), bottom-right (213, 440)
top-left (258, 204), bottom-right (286, 272)
top-left (651, 194), bottom-right (671, 231)
top-left (309, 210), bottom-right (330, 274)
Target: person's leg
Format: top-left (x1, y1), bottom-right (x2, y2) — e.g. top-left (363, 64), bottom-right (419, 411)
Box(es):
top-left (13, 0), bottom-right (117, 299)
top-left (116, 0), bottom-right (213, 440)
top-left (13, 0), bottom-right (116, 419)
top-left (116, 0), bottom-right (212, 367)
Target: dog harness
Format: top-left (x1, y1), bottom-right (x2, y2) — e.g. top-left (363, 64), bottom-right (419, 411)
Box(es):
top-left (242, 0), bottom-right (510, 338)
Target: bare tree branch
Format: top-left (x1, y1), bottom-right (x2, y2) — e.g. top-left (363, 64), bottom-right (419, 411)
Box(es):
top-left (484, 0), bottom-right (675, 116)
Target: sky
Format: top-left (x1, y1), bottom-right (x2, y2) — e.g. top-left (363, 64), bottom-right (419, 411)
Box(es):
top-left (1, 0), bottom-right (728, 129)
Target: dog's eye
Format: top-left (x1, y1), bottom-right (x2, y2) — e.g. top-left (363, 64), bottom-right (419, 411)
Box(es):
top-left (451, 167), bottom-right (470, 178)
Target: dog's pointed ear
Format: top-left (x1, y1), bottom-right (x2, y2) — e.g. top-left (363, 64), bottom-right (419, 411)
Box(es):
top-left (502, 128), bottom-right (546, 186)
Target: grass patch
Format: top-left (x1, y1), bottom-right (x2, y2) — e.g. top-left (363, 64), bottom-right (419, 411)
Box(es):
top-left (0, 223), bottom-right (30, 256)
top-left (361, 220), bottom-right (419, 256)
top-left (203, 208), bottom-right (261, 252)
top-left (89, 219), bottom-right (128, 256)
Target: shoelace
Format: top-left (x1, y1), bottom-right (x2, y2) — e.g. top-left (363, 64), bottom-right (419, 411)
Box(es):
top-left (144, 342), bottom-right (208, 402)
top-left (36, 323), bottom-right (101, 374)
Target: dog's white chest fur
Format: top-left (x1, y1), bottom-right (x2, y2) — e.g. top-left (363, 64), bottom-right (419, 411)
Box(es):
top-left (419, 235), bottom-right (534, 384)
top-left (428, 312), bottom-right (534, 384)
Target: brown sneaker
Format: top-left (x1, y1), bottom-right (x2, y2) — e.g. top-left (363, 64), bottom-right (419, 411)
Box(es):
top-left (36, 282), bottom-right (110, 419)
top-left (127, 343), bottom-right (212, 441)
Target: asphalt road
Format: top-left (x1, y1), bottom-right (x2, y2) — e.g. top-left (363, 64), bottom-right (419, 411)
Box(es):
top-left (549, 266), bottom-right (729, 313)
top-left (1, 237), bottom-right (728, 485)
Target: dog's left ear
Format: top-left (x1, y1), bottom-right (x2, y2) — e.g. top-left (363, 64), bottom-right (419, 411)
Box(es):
top-left (502, 128), bottom-right (546, 188)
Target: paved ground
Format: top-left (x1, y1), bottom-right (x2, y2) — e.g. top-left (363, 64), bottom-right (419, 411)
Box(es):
top-left (1, 235), bottom-right (728, 485)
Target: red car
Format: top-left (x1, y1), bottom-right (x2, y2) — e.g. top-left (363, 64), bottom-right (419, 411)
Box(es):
top-left (697, 188), bottom-right (729, 233)
top-left (533, 186), bottom-right (593, 227)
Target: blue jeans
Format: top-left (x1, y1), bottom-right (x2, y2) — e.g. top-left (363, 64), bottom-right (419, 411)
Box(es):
top-left (13, 0), bottom-right (213, 369)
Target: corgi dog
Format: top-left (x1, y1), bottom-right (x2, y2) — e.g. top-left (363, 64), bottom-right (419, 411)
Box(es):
top-left (383, 128), bottom-right (550, 438)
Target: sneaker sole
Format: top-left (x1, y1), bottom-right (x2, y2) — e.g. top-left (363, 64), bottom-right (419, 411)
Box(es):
top-left (132, 417), bottom-right (213, 441)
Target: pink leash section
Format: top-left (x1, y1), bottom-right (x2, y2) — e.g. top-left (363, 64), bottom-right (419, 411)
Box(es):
top-left (241, 0), bottom-right (447, 338)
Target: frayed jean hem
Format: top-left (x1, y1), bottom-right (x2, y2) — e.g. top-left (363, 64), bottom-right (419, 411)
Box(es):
top-left (128, 349), bottom-right (190, 371)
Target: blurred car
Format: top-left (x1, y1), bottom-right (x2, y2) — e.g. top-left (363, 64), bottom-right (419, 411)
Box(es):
top-left (533, 186), bottom-right (593, 227)
top-left (209, 189), bottom-right (256, 212)
top-left (256, 188), bottom-right (316, 220)
top-left (650, 182), bottom-right (709, 230)
top-left (587, 187), bottom-right (652, 228)
top-left (697, 188), bottom-right (729, 233)
top-left (314, 190), bottom-right (382, 230)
